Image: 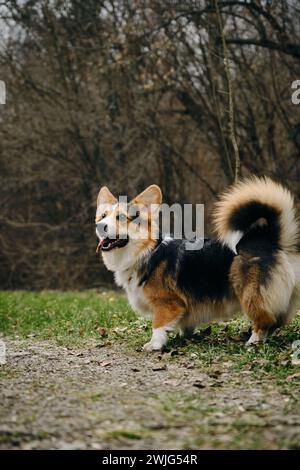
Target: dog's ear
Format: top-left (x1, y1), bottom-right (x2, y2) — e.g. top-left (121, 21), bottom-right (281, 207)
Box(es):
top-left (131, 185), bottom-right (162, 207)
top-left (97, 186), bottom-right (117, 206)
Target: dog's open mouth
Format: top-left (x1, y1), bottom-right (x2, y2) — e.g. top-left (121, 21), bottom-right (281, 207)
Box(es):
top-left (96, 236), bottom-right (128, 253)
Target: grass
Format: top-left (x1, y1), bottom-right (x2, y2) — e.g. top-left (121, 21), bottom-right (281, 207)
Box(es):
top-left (0, 290), bottom-right (299, 450)
top-left (0, 290), bottom-right (299, 379)
top-left (0, 290), bottom-right (143, 347)
top-left (0, 430), bottom-right (50, 445)
top-left (107, 430), bottom-right (142, 441)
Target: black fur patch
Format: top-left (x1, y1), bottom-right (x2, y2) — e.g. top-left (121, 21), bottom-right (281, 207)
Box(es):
top-left (230, 201), bottom-right (280, 249)
top-left (236, 227), bottom-right (278, 286)
top-left (226, 200), bottom-right (281, 286)
top-left (140, 238), bottom-right (235, 301)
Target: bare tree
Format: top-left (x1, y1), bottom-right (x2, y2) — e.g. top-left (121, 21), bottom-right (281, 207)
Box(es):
top-left (0, 0), bottom-right (299, 288)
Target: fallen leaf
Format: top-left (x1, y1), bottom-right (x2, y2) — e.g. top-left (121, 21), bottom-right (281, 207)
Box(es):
top-left (164, 379), bottom-right (179, 386)
top-left (209, 369), bottom-right (222, 378)
top-left (99, 361), bottom-right (111, 367)
top-left (230, 335), bottom-right (245, 342)
top-left (210, 381), bottom-right (223, 387)
top-left (287, 373), bottom-right (300, 381)
top-left (96, 342), bottom-right (111, 348)
top-left (152, 364), bottom-right (167, 371)
top-left (192, 373), bottom-right (210, 388)
top-left (113, 327), bottom-right (128, 334)
top-left (96, 327), bottom-right (107, 337)
top-left (193, 382), bottom-right (206, 389)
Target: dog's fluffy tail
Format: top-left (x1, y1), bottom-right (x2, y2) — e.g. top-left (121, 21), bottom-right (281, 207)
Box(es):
top-left (213, 176), bottom-right (299, 254)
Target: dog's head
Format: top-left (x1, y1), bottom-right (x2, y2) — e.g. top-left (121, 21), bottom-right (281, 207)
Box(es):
top-left (95, 185), bottom-right (162, 271)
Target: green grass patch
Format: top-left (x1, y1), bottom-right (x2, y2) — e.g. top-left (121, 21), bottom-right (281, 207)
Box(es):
top-left (0, 290), bottom-right (147, 347)
top-left (0, 290), bottom-right (299, 450)
top-left (167, 319), bottom-right (300, 380)
top-left (107, 430), bottom-right (142, 441)
top-left (0, 430), bottom-right (50, 445)
top-left (0, 368), bottom-right (17, 379)
top-left (0, 290), bottom-right (299, 380)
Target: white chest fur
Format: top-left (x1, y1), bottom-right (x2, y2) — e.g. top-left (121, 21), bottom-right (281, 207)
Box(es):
top-left (115, 269), bottom-right (152, 318)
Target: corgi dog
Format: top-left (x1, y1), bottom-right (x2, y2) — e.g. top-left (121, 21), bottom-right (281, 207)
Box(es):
top-left (95, 177), bottom-right (300, 351)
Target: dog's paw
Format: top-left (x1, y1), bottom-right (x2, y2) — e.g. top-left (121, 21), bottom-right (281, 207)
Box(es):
top-left (142, 341), bottom-right (163, 352)
top-left (246, 331), bottom-right (266, 346)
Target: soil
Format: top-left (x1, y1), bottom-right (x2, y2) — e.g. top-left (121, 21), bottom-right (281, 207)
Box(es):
top-left (0, 339), bottom-right (299, 449)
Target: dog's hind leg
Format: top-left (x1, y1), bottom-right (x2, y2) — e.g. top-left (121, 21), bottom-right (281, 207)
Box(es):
top-left (178, 315), bottom-right (194, 338)
top-left (179, 326), bottom-right (194, 338)
top-left (230, 252), bottom-right (295, 345)
top-left (246, 309), bottom-right (281, 345)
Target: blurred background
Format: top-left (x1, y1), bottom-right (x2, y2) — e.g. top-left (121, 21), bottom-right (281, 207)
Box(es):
top-left (0, 0), bottom-right (299, 290)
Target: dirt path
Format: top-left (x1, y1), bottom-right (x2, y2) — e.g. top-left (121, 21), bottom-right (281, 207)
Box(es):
top-left (0, 339), bottom-right (299, 449)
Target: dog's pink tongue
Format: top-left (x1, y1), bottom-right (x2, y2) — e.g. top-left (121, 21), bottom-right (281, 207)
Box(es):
top-left (96, 240), bottom-right (104, 254)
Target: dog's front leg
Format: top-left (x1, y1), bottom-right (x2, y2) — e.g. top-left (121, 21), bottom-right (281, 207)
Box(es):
top-left (142, 302), bottom-right (184, 352)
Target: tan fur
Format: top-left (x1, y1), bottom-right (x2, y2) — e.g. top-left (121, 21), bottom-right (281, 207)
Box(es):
top-left (134, 238), bottom-right (157, 258)
top-left (143, 262), bottom-right (186, 328)
top-left (230, 256), bottom-right (275, 330)
top-left (143, 260), bottom-right (239, 333)
top-left (97, 186), bottom-right (117, 207)
top-left (229, 251), bottom-right (296, 337)
top-left (214, 176), bottom-right (299, 252)
top-left (181, 298), bottom-right (239, 332)
top-left (96, 185), bottom-right (161, 274)
top-left (96, 179), bottom-right (300, 350)
top-left (131, 185), bottom-right (162, 207)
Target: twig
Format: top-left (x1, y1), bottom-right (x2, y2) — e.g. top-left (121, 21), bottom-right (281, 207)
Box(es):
top-left (214, 0), bottom-right (240, 181)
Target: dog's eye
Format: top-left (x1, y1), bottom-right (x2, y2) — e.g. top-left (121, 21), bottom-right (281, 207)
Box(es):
top-left (101, 212), bottom-right (107, 219)
top-left (117, 213), bottom-right (127, 222)
top-left (128, 206), bottom-right (140, 221)
top-left (130, 211), bottom-right (140, 223)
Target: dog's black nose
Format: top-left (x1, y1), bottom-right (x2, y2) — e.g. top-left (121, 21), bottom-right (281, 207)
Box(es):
top-left (96, 222), bottom-right (108, 235)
